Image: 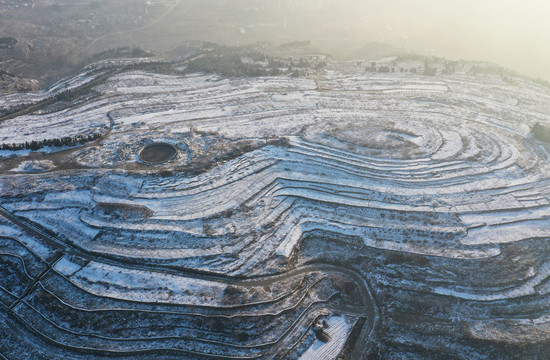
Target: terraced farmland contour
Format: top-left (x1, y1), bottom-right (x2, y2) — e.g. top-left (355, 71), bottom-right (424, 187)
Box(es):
top-left (1, 59), bottom-right (550, 359)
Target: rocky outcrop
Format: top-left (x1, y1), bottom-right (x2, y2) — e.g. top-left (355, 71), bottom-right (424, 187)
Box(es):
top-left (0, 70), bottom-right (39, 93)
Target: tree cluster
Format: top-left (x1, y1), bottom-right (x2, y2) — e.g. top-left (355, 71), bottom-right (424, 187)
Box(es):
top-left (185, 52), bottom-right (269, 77)
top-left (442, 61), bottom-right (457, 75)
top-left (533, 78), bottom-right (550, 89)
top-left (0, 37), bottom-right (17, 49)
top-left (470, 65), bottom-right (508, 76)
top-left (423, 62), bottom-right (437, 76)
top-left (368, 62), bottom-right (408, 73)
top-left (184, 46), bottom-right (325, 78)
top-left (89, 47), bottom-right (153, 62)
top-left (0, 132), bottom-right (102, 151)
top-left (532, 123), bottom-right (550, 143)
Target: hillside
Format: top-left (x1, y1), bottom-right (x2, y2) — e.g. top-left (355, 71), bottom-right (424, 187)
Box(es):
top-left (1, 54), bottom-right (550, 359)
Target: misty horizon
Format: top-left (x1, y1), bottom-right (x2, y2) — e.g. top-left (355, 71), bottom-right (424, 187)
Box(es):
top-left (202, 0), bottom-right (550, 81)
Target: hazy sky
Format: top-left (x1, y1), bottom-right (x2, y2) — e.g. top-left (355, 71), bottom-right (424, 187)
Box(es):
top-left (373, 0), bottom-right (549, 77)
top-left (268, 0), bottom-right (550, 80)
top-left (20, 0), bottom-right (548, 81)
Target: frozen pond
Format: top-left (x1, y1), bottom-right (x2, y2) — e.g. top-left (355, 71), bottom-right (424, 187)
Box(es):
top-left (138, 142), bottom-right (177, 164)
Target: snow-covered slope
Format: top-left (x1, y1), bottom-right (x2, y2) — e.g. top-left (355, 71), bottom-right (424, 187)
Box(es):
top-left (1, 59), bottom-right (550, 359)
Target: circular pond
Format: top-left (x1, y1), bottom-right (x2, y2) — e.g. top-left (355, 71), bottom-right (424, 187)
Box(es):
top-left (138, 143), bottom-right (177, 164)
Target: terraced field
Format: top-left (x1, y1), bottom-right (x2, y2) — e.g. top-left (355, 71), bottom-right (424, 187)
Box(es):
top-left (1, 58), bottom-right (550, 359)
